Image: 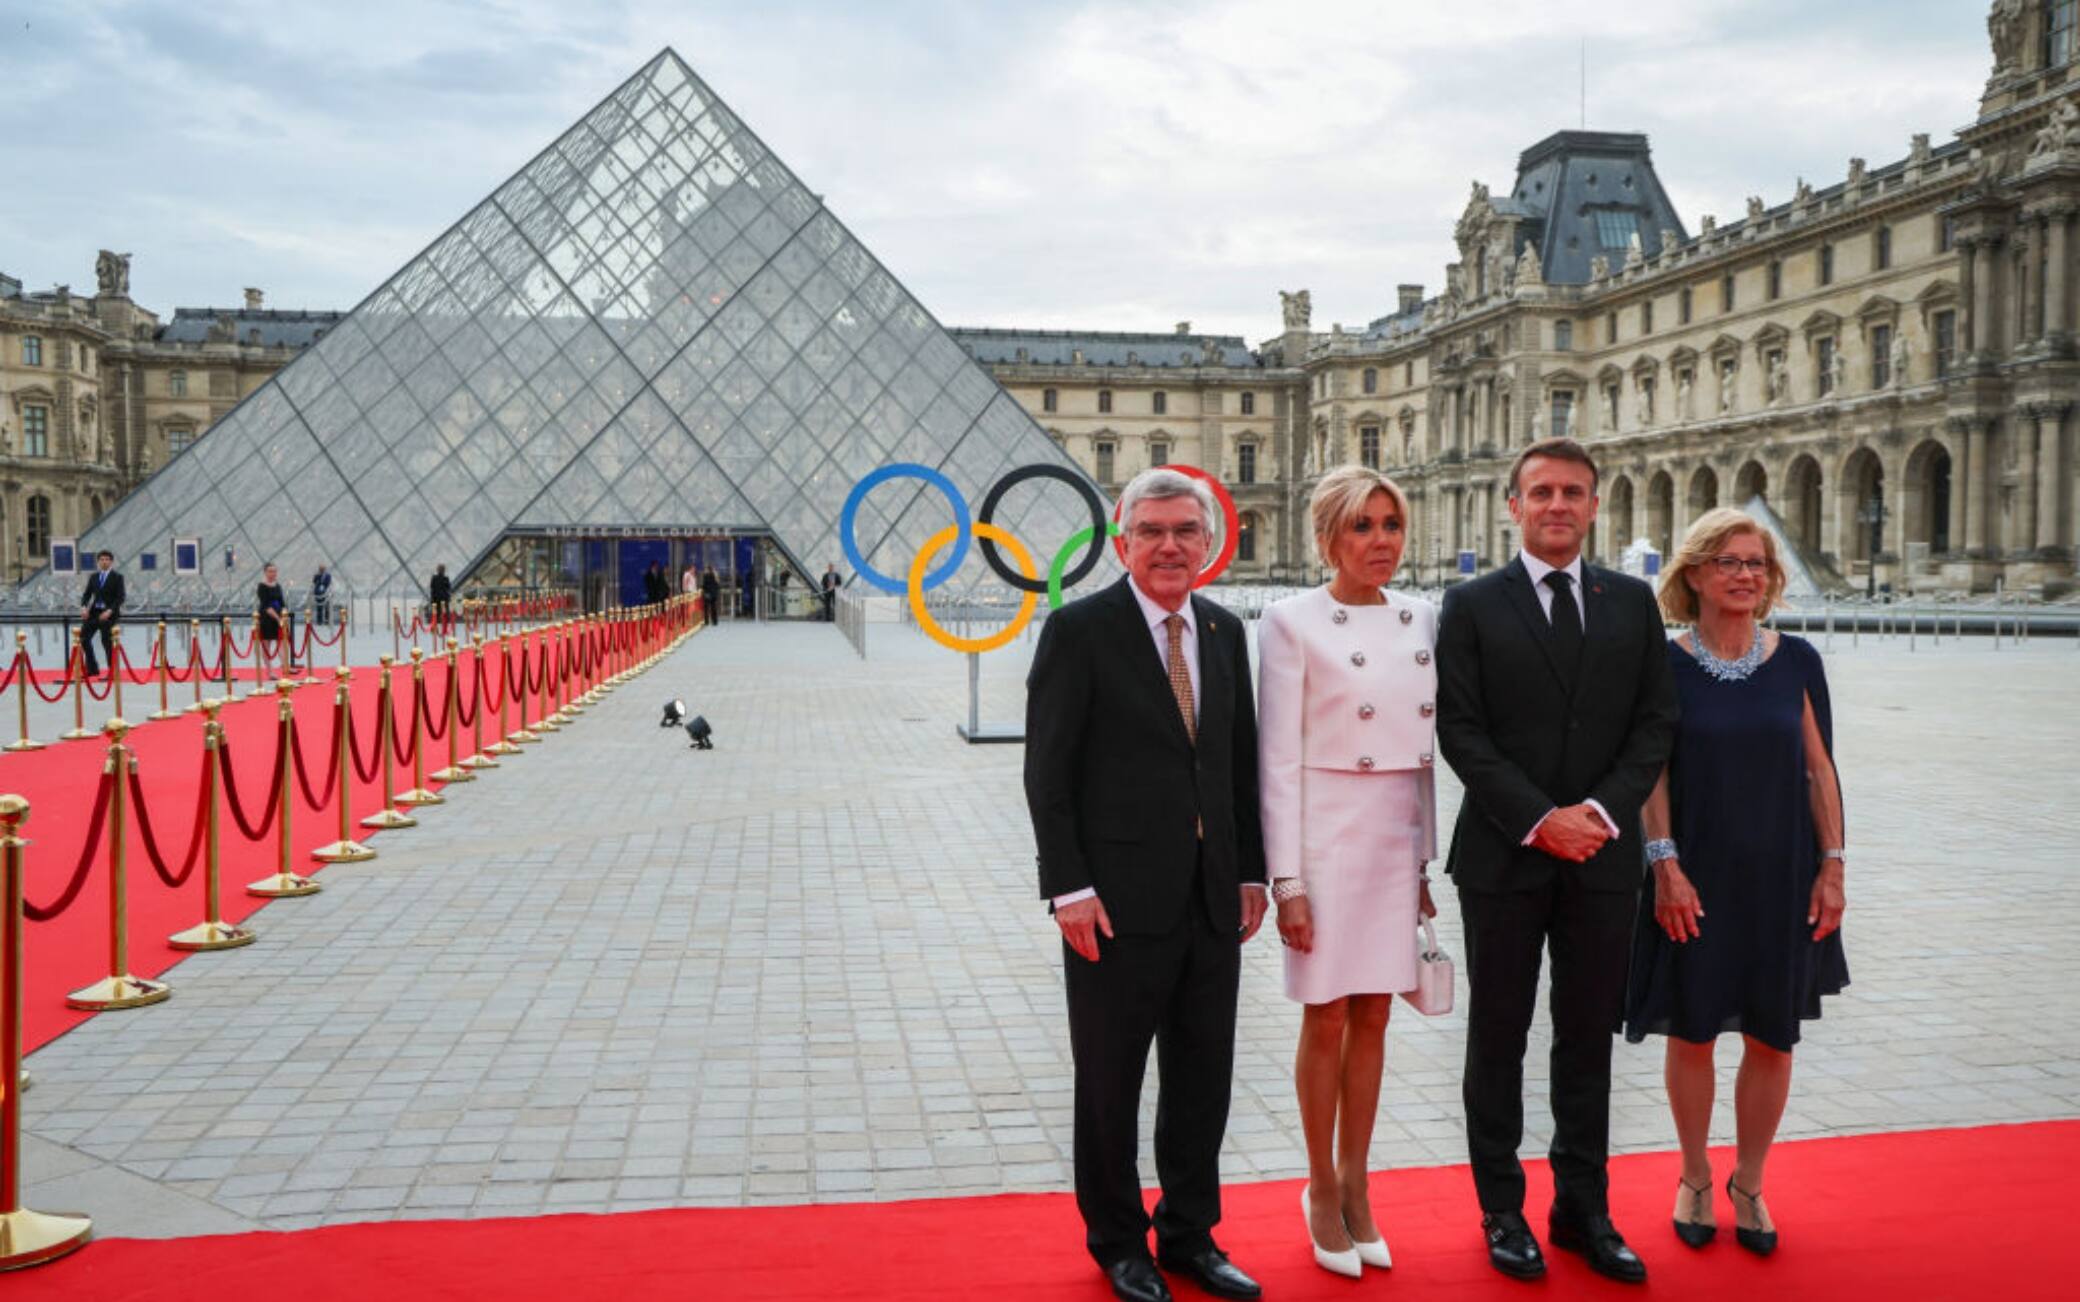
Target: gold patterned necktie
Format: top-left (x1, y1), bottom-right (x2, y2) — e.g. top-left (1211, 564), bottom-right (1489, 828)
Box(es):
top-left (1163, 613), bottom-right (1196, 744)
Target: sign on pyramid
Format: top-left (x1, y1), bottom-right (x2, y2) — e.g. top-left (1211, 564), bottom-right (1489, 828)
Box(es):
top-left (32, 48), bottom-right (1107, 610)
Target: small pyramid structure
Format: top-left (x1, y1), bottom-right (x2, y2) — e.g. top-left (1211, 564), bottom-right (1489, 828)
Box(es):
top-left (34, 49), bottom-right (1105, 608)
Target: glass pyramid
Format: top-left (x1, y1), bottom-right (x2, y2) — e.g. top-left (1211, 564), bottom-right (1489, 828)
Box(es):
top-left (26, 49), bottom-right (1111, 610)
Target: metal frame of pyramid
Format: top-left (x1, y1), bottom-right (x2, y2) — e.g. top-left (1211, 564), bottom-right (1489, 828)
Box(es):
top-left (17, 48), bottom-right (1111, 611)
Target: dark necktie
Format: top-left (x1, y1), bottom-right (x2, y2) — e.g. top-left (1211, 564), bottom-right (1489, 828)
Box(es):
top-left (1163, 614), bottom-right (1197, 744)
top-left (1544, 569), bottom-right (1582, 671)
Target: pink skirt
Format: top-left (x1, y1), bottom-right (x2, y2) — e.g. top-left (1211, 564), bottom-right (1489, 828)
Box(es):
top-left (1283, 768), bottom-right (1427, 1005)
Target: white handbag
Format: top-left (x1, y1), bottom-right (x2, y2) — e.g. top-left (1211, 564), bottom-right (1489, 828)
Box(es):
top-left (1402, 915), bottom-right (1455, 1016)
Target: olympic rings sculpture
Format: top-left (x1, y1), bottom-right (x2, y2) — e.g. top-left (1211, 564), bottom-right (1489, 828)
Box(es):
top-left (839, 461), bottom-right (1237, 653)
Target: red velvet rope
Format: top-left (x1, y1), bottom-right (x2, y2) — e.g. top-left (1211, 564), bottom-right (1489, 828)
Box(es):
top-left (350, 691), bottom-right (385, 785)
top-left (289, 713), bottom-right (341, 811)
top-left (227, 626), bottom-right (255, 658)
top-left (455, 658), bottom-right (481, 728)
top-left (117, 642), bottom-right (158, 686)
top-left (420, 673), bottom-right (449, 743)
top-left (29, 653), bottom-right (77, 703)
top-left (0, 650), bottom-right (19, 694)
top-left (23, 770), bottom-right (113, 922)
top-left (392, 677), bottom-right (420, 766)
top-left (80, 663), bottom-right (116, 701)
top-left (217, 731), bottom-right (285, 841)
top-left (130, 758), bottom-right (210, 890)
top-left (308, 620), bottom-right (346, 648)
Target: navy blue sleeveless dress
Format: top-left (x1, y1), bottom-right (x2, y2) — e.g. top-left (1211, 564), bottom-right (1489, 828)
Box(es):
top-left (1623, 634), bottom-right (1848, 1052)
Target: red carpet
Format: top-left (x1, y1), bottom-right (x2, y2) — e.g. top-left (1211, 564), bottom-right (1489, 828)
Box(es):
top-left (11, 1122), bottom-right (2064, 1299)
top-left (1, 655), bottom-right (517, 1052)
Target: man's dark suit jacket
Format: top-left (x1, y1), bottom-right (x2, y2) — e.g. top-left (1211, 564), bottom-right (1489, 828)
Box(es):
top-left (80, 569), bottom-right (125, 618)
top-left (429, 573), bottom-right (452, 605)
top-left (1436, 557), bottom-right (1678, 894)
top-left (1025, 577), bottom-right (1266, 936)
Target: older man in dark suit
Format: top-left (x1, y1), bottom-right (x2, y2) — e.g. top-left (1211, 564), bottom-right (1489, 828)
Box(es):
top-left (1436, 438), bottom-right (1678, 1284)
top-left (1025, 468), bottom-right (1268, 1302)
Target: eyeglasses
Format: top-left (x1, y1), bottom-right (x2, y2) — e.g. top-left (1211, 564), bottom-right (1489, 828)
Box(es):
top-left (1706, 555), bottom-right (1771, 576)
top-left (1130, 523), bottom-right (1208, 546)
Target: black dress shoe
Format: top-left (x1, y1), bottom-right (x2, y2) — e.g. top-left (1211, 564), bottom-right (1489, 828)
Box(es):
top-left (1548, 1210), bottom-right (1648, 1283)
top-left (1105, 1256), bottom-right (1173, 1302)
top-left (1157, 1245), bottom-right (1261, 1300)
top-left (1727, 1177), bottom-right (1779, 1257)
top-left (1482, 1211), bottom-right (1547, 1280)
top-left (1673, 1178), bottom-right (1717, 1249)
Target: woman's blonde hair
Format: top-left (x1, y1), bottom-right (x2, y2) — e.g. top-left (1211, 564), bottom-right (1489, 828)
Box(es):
top-left (1657, 506), bottom-right (1788, 623)
top-left (1311, 465), bottom-right (1412, 570)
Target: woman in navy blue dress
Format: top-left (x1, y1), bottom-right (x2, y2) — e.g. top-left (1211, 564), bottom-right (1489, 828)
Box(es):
top-left (1623, 508), bottom-right (1848, 1258)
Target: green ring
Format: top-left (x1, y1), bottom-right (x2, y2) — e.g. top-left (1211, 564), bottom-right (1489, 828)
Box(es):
top-left (1048, 521), bottom-right (1122, 609)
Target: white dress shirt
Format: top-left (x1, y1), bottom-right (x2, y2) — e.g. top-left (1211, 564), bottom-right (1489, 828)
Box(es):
top-left (1514, 549), bottom-right (1619, 845)
top-left (1052, 578), bottom-right (1261, 910)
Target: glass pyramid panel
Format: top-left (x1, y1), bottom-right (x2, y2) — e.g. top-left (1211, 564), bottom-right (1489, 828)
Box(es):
top-left (28, 48), bottom-right (1106, 609)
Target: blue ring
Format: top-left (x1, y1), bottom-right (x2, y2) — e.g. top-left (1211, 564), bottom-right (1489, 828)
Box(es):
top-left (840, 463), bottom-right (972, 594)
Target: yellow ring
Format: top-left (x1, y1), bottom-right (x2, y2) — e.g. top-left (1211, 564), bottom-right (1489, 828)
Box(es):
top-left (909, 522), bottom-right (1039, 653)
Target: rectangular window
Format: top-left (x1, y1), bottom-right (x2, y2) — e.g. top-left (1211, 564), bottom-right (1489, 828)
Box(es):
top-left (1237, 443), bottom-right (1257, 484)
top-left (1403, 361), bottom-right (1414, 385)
top-left (1042, 387), bottom-right (1057, 413)
top-left (1362, 367), bottom-right (1377, 394)
top-left (1939, 215), bottom-right (1957, 253)
top-left (55, 341), bottom-right (71, 371)
top-left (1875, 225), bottom-right (1893, 271)
top-left (1870, 324), bottom-right (1893, 388)
top-left (1152, 390), bottom-right (1167, 415)
top-left (1768, 260), bottom-right (1783, 300)
top-left (1095, 441), bottom-right (1116, 483)
top-left (1722, 273), bottom-right (1736, 312)
top-left (1606, 312), bottom-right (1619, 345)
top-left (21, 336), bottom-right (41, 366)
top-left (1098, 389), bottom-right (1112, 414)
top-left (1150, 440), bottom-right (1169, 467)
top-left (1641, 300), bottom-right (1654, 335)
top-left (1553, 320), bottom-right (1574, 351)
top-left (1551, 391), bottom-right (1574, 440)
top-left (168, 428), bottom-right (198, 457)
top-left (1360, 425), bottom-right (1381, 469)
top-left (1816, 337), bottom-right (1837, 395)
top-left (2049, 0), bottom-right (2077, 67)
top-left (1934, 310), bottom-right (1957, 377)
top-left (23, 405), bottom-right (49, 457)
top-left (1819, 244), bottom-right (1834, 286)
top-left (170, 370), bottom-right (188, 398)
top-left (1679, 287), bottom-right (1693, 325)
top-left (1594, 209), bottom-right (1640, 249)
top-left (1238, 391), bottom-right (1253, 415)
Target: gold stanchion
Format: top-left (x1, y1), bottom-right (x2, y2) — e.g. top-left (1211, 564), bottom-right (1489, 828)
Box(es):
top-left (459, 636), bottom-right (498, 770)
top-left (6, 635), bottom-right (42, 753)
top-left (429, 637), bottom-right (475, 783)
top-left (65, 719), bottom-right (172, 1009)
top-left (149, 622), bottom-right (179, 721)
top-left (219, 617), bottom-right (239, 702)
top-left (361, 655), bottom-right (417, 829)
top-left (485, 634), bottom-right (522, 756)
top-left (246, 682), bottom-right (319, 898)
top-left (550, 620), bottom-right (579, 723)
top-left (59, 644), bottom-right (95, 743)
top-left (338, 604), bottom-right (351, 672)
top-left (185, 620), bottom-right (207, 713)
top-left (533, 623), bottom-right (563, 733)
top-left (507, 633), bottom-right (541, 745)
top-left (311, 668), bottom-right (375, 863)
top-left (250, 616), bottom-right (267, 692)
top-left (393, 649), bottom-right (445, 807)
top-left (109, 627), bottom-right (126, 721)
top-left (0, 794), bottom-right (94, 1270)
top-left (168, 702), bottom-right (254, 950)
top-left (390, 603), bottom-right (401, 664)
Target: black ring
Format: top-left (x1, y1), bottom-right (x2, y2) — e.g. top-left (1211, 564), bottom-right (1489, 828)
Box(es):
top-left (976, 464), bottom-right (1108, 595)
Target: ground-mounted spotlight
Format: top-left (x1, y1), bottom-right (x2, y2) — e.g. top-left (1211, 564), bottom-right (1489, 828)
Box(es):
top-left (661, 698), bottom-right (687, 728)
top-left (684, 715), bottom-right (714, 750)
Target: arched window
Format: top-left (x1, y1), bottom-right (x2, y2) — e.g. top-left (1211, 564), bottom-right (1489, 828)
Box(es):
top-left (170, 369), bottom-right (189, 398)
top-left (25, 496), bottom-right (51, 558)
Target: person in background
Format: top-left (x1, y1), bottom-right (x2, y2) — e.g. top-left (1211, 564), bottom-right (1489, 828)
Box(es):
top-left (312, 564), bottom-right (334, 627)
top-left (682, 560), bottom-right (701, 600)
top-left (78, 549), bottom-right (124, 679)
top-left (821, 561), bottom-right (842, 622)
top-left (1624, 507), bottom-right (1848, 1259)
top-left (700, 567), bottom-right (721, 626)
top-left (428, 564), bottom-right (452, 635)
top-left (256, 562), bottom-right (287, 684)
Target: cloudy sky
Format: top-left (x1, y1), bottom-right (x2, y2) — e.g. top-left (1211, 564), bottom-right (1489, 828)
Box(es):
top-left (2, 0), bottom-right (1990, 343)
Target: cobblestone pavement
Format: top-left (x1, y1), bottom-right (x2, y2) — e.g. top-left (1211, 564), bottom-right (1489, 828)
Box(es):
top-left (18, 619), bottom-right (2080, 1236)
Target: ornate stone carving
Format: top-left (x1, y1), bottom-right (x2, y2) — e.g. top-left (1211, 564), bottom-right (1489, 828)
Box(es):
top-left (2029, 98), bottom-right (2080, 160)
top-left (1677, 371), bottom-right (1694, 421)
top-left (1624, 231), bottom-right (1645, 270)
top-left (1831, 347), bottom-right (1848, 394)
top-left (1658, 228), bottom-right (1680, 261)
top-left (94, 250), bottom-right (130, 298)
top-left (1280, 289), bottom-right (1312, 330)
top-left (1700, 214), bottom-right (1718, 237)
top-left (1589, 254), bottom-right (1610, 281)
top-left (1891, 331), bottom-right (1911, 387)
top-left (1794, 178), bottom-right (1815, 208)
top-left (1910, 133), bottom-right (1932, 169)
top-left (1989, 0), bottom-right (2027, 77)
top-left (1746, 196), bottom-right (1767, 222)
top-left (1516, 241), bottom-right (1543, 286)
top-left (1848, 157), bottom-right (1867, 190)
top-left (1769, 353), bottom-right (1792, 406)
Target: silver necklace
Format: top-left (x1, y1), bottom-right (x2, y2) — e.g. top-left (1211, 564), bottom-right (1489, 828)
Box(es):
top-left (1691, 626), bottom-right (1764, 682)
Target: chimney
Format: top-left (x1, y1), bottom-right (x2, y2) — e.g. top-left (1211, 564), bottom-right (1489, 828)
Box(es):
top-left (1398, 284), bottom-right (1423, 316)
top-left (1175, 321), bottom-right (1191, 335)
top-left (1070, 348), bottom-right (1085, 365)
top-left (244, 287), bottom-right (264, 311)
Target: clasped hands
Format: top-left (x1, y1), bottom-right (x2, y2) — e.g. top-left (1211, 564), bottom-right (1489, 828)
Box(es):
top-left (1056, 888), bottom-right (1269, 963)
top-left (1531, 802), bottom-right (1612, 863)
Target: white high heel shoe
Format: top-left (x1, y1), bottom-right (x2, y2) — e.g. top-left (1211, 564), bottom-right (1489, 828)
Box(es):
top-left (1347, 1220), bottom-right (1392, 1270)
top-left (1302, 1187), bottom-right (1363, 1278)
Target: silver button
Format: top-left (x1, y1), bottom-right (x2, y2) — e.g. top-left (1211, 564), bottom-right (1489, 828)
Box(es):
top-left (1332, 608), bottom-right (1348, 624)
top-left (1420, 702), bottom-right (1435, 718)
top-left (1400, 608), bottom-right (1414, 625)
top-left (1358, 756), bottom-right (1375, 771)
top-left (1415, 649), bottom-right (1431, 665)
top-left (1351, 651), bottom-right (1366, 667)
top-left (1358, 703), bottom-right (1375, 720)
top-left (1419, 751), bottom-right (1434, 767)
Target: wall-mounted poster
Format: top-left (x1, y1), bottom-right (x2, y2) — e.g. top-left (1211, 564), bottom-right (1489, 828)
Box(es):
top-left (139, 552), bottom-right (158, 572)
top-left (49, 539), bottom-right (78, 574)
top-left (174, 538), bottom-right (202, 576)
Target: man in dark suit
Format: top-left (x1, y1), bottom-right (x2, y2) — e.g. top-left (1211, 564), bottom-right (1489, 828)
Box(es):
top-left (428, 564), bottom-right (452, 635)
top-left (1436, 438), bottom-right (1678, 1284)
top-left (820, 562), bottom-right (841, 622)
top-left (78, 549), bottom-right (124, 678)
top-left (1025, 468), bottom-right (1268, 1302)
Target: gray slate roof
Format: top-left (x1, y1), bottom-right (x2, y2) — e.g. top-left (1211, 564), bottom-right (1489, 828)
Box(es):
top-left (949, 327), bottom-right (1260, 369)
top-left (158, 307), bottom-right (346, 348)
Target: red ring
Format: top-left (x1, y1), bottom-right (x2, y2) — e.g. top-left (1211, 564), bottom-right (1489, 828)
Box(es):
top-left (1110, 464), bottom-right (1238, 589)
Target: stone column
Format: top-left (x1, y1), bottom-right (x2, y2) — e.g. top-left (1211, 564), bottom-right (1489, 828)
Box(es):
top-left (1973, 236), bottom-right (2001, 358)
top-left (1957, 236), bottom-right (1978, 356)
top-left (1966, 418), bottom-right (1992, 553)
top-left (2048, 208), bottom-right (2074, 350)
top-left (2017, 226), bottom-right (2040, 349)
top-left (2038, 405), bottom-right (2067, 552)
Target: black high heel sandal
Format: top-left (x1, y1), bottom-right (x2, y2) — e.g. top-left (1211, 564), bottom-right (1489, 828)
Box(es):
top-left (1673, 1177), bottom-right (1716, 1248)
top-left (1726, 1176), bottom-right (1778, 1256)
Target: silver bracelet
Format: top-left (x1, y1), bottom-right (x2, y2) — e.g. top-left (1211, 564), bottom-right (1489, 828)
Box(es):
top-left (1820, 848), bottom-right (1846, 862)
top-left (1644, 838), bottom-right (1678, 865)
top-left (1271, 878), bottom-right (1307, 902)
